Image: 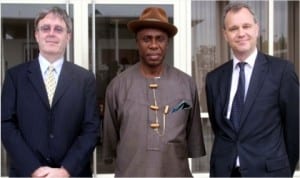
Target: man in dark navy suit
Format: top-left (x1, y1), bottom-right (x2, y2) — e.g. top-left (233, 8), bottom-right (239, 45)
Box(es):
top-left (206, 2), bottom-right (299, 177)
top-left (1, 7), bottom-right (99, 177)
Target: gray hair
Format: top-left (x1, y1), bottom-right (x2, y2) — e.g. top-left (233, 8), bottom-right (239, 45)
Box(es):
top-left (222, 1), bottom-right (257, 29)
top-left (34, 6), bottom-right (72, 33)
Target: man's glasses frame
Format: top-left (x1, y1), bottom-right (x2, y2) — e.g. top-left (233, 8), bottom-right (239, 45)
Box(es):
top-left (37, 25), bottom-right (68, 34)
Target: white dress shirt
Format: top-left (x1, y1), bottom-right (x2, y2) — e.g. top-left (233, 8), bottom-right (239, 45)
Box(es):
top-left (226, 48), bottom-right (257, 167)
top-left (39, 54), bottom-right (64, 82)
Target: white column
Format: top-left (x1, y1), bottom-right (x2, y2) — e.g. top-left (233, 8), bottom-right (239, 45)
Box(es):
top-left (173, 0), bottom-right (191, 75)
top-left (72, 0), bottom-right (89, 69)
top-left (268, 0), bottom-right (274, 55)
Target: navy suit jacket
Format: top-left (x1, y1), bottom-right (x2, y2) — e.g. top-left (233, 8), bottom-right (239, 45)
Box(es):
top-left (205, 52), bottom-right (299, 177)
top-left (1, 59), bottom-right (100, 177)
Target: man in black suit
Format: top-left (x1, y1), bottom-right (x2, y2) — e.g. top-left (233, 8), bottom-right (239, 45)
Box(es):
top-left (1, 7), bottom-right (99, 177)
top-left (205, 2), bottom-right (299, 177)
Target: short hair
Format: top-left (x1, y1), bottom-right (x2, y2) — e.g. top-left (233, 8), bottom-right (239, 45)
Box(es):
top-left (222, 1), bottom-right (257, 29)
top-left (34, 6), bottom-right (72, 33)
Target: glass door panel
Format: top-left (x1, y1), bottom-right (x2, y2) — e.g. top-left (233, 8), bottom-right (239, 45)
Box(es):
top-left (274, 1), bottom-right (299, 76)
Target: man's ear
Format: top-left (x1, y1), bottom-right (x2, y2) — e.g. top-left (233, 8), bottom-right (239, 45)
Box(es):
top-left (223, 29), bottom-right (228, 42)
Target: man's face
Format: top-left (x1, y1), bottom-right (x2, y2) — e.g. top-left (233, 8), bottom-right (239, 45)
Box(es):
top-left (136, 28), bottom-right (169, 68)
top-left (35, 13), bottom-right (70, 61)
top-left (223, 7), bottom-right (259, 60)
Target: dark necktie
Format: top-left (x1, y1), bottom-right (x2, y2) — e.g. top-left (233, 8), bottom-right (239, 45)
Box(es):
top-left (231, 62), bottom-right (246, 130)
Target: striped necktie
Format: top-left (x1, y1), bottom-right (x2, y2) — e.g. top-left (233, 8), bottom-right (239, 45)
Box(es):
top-left (45, 65), bottom-right (57, 106)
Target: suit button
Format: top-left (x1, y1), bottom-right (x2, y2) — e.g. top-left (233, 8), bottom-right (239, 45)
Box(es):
top-left (49, 134), bottom-right (54, 138)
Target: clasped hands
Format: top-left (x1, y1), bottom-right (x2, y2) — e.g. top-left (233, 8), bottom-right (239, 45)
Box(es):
top-left (32, 166), bottom-right (70, 178)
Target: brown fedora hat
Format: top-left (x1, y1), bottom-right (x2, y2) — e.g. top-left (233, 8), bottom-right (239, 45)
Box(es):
top-left (127, 7), bottom-right (178, 37)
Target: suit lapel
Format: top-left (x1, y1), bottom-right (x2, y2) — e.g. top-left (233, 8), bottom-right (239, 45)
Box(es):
top-left (239, 52), bottom-right (268, 127)
top-left (27, 59), bottom-right (49, 107)
top-left (220, 61), bottom-right (235, 130)
top-left (51, 61), bottom-right (72, 107)
top-left (28, 59), bottom-right (50, 108)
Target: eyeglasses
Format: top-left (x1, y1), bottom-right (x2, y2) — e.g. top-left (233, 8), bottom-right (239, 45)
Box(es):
top-left (37, 25), bottom-right (66, 34)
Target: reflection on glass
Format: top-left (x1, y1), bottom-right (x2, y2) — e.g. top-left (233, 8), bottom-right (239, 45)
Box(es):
top-left (274, 1), bottom-right (288, 60)
top-left (273, 0), bottom-right (299, 79)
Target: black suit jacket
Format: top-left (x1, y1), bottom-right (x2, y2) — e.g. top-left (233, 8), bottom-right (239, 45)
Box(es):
top-left (205, 52), bottom-right (299, 177)
top-left (1, 59), bottom-right (100, 177)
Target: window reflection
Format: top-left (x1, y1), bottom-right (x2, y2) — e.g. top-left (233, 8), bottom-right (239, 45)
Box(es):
top-left (274, 1), bottom-right (288, 59)
top-left (274, 1), bottom-right (299, 77)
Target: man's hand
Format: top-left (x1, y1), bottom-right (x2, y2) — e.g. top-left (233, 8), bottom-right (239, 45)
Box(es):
top-left (45, 167), bottom-right (70, 178)
top-left (31, 166), bottom-right (70, 178)
top-left (31, 166), bottom-right (50, 177)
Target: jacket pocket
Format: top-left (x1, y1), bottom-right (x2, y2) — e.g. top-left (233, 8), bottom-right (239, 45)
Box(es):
top-left (265, 155), bottom-right (290, 172)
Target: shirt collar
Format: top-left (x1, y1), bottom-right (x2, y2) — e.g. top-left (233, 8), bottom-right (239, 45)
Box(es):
top-left (39, 54), bottom-right (64, 74)
top-left (232, 48), bottom-right (257, 69)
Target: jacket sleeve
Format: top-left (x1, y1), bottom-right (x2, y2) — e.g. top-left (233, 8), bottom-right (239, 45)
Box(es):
top-left (205, 72), bottom-right (217, 134)
top-left (186, 79), bottom-right (206, 158)
top-left (61, 72), bottom-right (100, 176)
top-left (279, 61), bottom-right (299, 174)
top-left (102, 80), bottom-right (119, 162)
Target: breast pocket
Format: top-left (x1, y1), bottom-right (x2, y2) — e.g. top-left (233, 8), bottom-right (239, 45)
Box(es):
top-left (164, 99), bottom-right (192, 130)
top-left (254, 95), bottom-right (278, 113)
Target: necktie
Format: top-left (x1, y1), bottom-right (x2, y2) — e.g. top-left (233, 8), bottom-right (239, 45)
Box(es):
top-left (45, 65), bottom-right (57, 106)
top-left (230, 62), bottom-right (246, 130)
